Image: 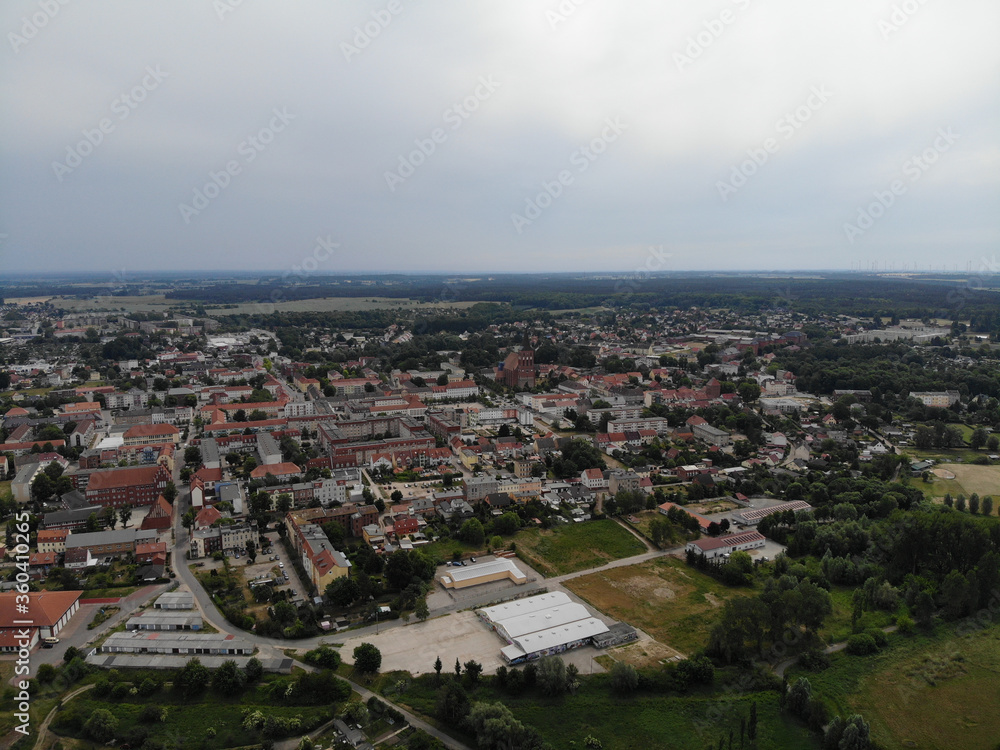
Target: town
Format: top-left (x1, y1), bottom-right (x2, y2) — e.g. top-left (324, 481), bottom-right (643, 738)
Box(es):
top-left (2, 273), bottom-right (999, 750)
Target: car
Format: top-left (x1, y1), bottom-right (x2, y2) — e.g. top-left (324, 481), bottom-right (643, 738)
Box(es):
top-left (279, 562), bottom-right (284, 568)
top-left (42, 637), bottom-right (59, 647)
top-left (460, 560), bottom-right (467, 566)
top-left (470, 557), bottom-right (476, 563)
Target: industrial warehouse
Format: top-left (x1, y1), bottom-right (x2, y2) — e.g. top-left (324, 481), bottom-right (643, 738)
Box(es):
top-left (438, 557), bottom-right (528, 589)
top-left (477, 591), bottom-right (635, 664)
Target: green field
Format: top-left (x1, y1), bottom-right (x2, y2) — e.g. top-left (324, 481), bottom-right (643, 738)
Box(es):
top-left (514, 519), bottom-right (646, 577)
top-left (52, 678), bottom-right (338, 750)
top-left (788, 623), bottom-right (1000, 750)
top-left (387, 672), bottom-right (820, 750)
top-left (565, 556), bottom-right (753, 656)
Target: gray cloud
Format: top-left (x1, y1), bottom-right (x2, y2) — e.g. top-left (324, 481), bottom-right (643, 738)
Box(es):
top-left (1, 0), bottom-right (997, 275)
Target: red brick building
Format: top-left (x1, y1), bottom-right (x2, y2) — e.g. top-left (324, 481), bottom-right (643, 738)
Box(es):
top-left (140, 495), bottom-right (173, 530)
top-left (85, 465), bottom-right (171, 508)
top-left (498, 349), bottom-right (535, 388)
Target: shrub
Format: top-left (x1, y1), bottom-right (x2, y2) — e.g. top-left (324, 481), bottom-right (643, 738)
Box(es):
top-left (865, 628), bottom-right (889, 648)
top-left (846, 633), bottom-right (878, 656)
top-left (798, 649), bottom-right (831, 672)
top-left (895, 614), bottom-right (915, 634)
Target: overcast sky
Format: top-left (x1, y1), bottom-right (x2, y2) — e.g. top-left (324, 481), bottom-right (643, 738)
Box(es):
top-left (1, 0), bottom-right (998, 277)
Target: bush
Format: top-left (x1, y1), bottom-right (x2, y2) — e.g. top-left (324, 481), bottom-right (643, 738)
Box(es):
top-left (304, 644), bottom-right (342, 670)
top-left (798, 649), bottom-right (831, 672)
top-left (865, 628), bottom-right (889, 648)
top-left (610, 661), bottom-right (639, 694)
top-left (84, 709), bottom-right (119, 743)
top-left (846, 633), bottom-right (878, 656)
top-left (895, 614), bottom-right (915, 634)
top-left (139, 704), bottom-right (167, 724)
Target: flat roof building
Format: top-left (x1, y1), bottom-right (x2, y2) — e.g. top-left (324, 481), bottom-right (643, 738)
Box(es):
top-left (438, 558), bottom-right (528, 590)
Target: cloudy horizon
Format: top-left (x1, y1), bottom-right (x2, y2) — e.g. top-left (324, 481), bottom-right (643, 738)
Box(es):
top-left (1, 0), bottom-right (998, 276)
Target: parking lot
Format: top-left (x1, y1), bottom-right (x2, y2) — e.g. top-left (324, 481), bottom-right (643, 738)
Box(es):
top-left (201, 532), bottom-right (310, 602)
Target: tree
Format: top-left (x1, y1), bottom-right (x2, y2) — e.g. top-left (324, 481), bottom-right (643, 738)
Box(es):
top-left (175, 658), bottom-right (211, 695)
top-left (385, 549), bottom-right (415, 590)
top-left (245, 657), bottom-right (264, 682)
top-left (455, 658), bottom-right (462, 677)
top-left (748, 701), bottom-right (758, 741)
top-left (84, 709), bottom-right (119, 743)
top-left (163, 480), bottom-right (177, 504)
top-left (353, 642), bottom-right (382, 673)
top-left (969, 494), bottom-right (980, 515)
top-left (493, 512), bottom-right (519, 536)
top-left (245, 539), bottom-right (257, 562)
top-left (182, 509), bottom-right (196, 530)
top-left (118, 504), bottom-right (133, 528)
top-left (435, 680), bottom-right (470, 724)
top-left (212, 659), bottom-right (248, 695)
top-left (459, 518), bottom-right (485, 546)
top-left (391, 489), bottom-right (403, 503)
top-left (463, 660), bottom-right (483, 685)
top-left (988, 435), bottom-right (1000, 452)
top-left (85, 512), bottom-right (100, 532)
top-left (786, 677), bottom-right (812, 718)
top-left (415, 598), bottom-right (429, 622)
top-left (956, 495), bottom-right (967, 512)
top-left (31, 472), bottom-right (54, 503)
top-left (971, 428), bottom-right (989, 451)
top-left (737, 381), bottom-right (761, 403)
top-left (326, 576), bottom-right (361, 607)
top-left (610, 661), bottom-right (638, 694)
top-left (982, 496), bottom-right (994, 516)
top-left (434, 655), bottom-right (442, 681)
top-left (535, 655), bottom-right (567, 696)
top-left (184, 446), bottom-right (202, 465)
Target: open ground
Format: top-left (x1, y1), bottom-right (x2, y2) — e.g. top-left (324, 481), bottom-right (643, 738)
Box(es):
top-left (513, 519), bottom-right (647, 577)
top-left (565, 556), bottom-right (753, 657)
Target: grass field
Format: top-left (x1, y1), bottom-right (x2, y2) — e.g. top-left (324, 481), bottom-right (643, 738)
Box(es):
top-left (514, 520), bottom-right (646, 577)
top-left (53, 682), bottom-right (337, 750)
top-left (388, 672), bottom-right (820, 750)
top-left (911, 463), bottom-right (1000, 512)
top-left (565, 556), bottom-right (752, 656)
top-left (789, 624), bottom-right (1000, 750)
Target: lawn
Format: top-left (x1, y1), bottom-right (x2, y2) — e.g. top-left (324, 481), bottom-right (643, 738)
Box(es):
top-left (514, 519), bottom-right (646, 577)
top-left (388, 672), bottom-right (820, 750)
top-left (80, 586), bottom-right (139, 600)
top-left (565, 556), bottom-right (753, 656)
top-left (788, 623), bottom-right (1000, 750)
top-left (0, 480), bottom-right (11, 500)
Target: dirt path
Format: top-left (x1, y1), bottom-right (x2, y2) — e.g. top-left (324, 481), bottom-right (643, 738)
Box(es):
top-left (33, 684), bottom-right (94, 750)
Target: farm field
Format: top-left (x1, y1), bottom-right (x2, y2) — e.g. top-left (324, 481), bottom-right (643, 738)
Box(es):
top-left (514, 519), bottom-right (647, 577)
top-left (789, 624), bottom-right (1000, 750)
top-left (565, 556), bottom-right (752, 656)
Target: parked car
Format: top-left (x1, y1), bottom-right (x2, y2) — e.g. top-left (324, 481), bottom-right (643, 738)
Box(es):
top-left (470, 557), bottom-right (476, 563)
